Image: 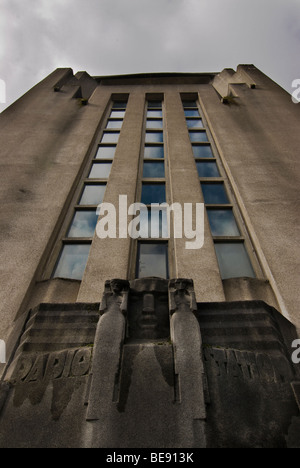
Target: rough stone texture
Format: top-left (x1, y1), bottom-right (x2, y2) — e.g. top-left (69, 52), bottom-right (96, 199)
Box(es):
top-left (0, 66), bottom-right (299, 447)
top-left (0, 281), bottom-right (299, 448)
top-left (164, 92), bottom-right (225, 302)
top-left (0, 68), bottom-right (106, 364)
top-left (0, 279), bottom-right (207, 448)
top-left (85, 278), bottom-right (207, 448)
top-left (0, 302), bottom-right (100, 448)
top-left (196, 301), bottom-right (300, 448)
top-left (200, 64), bottom-right (300, 327)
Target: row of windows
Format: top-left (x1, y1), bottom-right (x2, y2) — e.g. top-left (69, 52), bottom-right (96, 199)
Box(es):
top-left (181, 98), bottom-right (255, 280)
top-left (52, 100), bottom-right (128, 280)
top-left (52, 95), bottom-right (256, 283)
top-left (137, 100), bottom-right (168, 279)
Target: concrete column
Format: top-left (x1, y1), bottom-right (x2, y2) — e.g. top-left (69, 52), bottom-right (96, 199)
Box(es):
top-left (164, 92), bottom-right (225, 302)
top-left (78, 90), bottom-right (145, 303)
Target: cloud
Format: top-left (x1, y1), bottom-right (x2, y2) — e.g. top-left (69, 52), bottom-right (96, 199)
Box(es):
top-left (0, 0), bottom-right (299, 112)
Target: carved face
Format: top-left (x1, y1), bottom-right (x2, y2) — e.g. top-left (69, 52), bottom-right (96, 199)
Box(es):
top-left (127, 291), bottom-right (170, 340)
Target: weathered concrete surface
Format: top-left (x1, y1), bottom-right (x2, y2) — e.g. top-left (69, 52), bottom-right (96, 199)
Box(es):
top-left (0, 282), bottom-right (299, 448)
top-left (201, 65), bottom-right (300, 327)
top-left (0, 279), bottom-right (207, 448)
top-left (164, 92), bottom-right (225, 302)
top-left (196, 301), bottom-right (300, 448)
top-left (0, 68), bottom-right (106, 367)
top-left (77, 90), bottom-right (146, 302)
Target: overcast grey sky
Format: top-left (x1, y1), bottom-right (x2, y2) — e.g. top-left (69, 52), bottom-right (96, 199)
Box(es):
top-left (0, 0), bottom-right (300, 112)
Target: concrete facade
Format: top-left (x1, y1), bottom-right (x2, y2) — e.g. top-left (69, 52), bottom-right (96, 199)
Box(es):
top-left (0, 65), bottom-right (299, 447)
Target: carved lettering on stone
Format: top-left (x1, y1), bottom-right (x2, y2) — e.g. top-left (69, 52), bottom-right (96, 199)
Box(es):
top-left (203, 347), bottom-right (293, 383)
top-left (11, 348), bottom-right (92, 384)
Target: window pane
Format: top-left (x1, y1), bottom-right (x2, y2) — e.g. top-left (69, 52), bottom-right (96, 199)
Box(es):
top-left (189, 131), bottom-right (208, 142)
top-left (148, 101), bottom-right (162, 108)
top-left (79, 184), bottom-right (106, 205)
top-left (207, 209), bottom-right (240, 236)
top-left (186, 119), bottom-right (203, 128)
top-left (101, 132), bottom-right (120, 143)
top-left (184, 109), bottom-right (200, 117)
top-left (202, 183), bottom-right (229, 204)
top-left (215, 243), bottom-right (255, 279)
top-left (141, 184), bottom-right (166, 204)
top-left (147, 110), bottom-right (163, 118)
top-left (193, 144), bottom-right (214, 158)
top-left (67, 210), bottom-right (98, 238)
top-left (144, 145), bottom-right (164, 159)
top-left (110, 110), bottom-right (125, 118)
top-left (143, 161), bottom-right (165, 178)
top-left (112, 101), bottom-right (127, 108)
top-left (53, 244), bottom-right (91, 281)
top-left (196, 161), bottom-right (220, 177)
top-left (106, 120), bottom-right (123, 129)
top-left (137, 243), bottom-right (168, 279)
top-left (145, 131), bottom-right (163, 143)
top-left (139, 208), bottom-right (169, 238)
top-left (146, 119), bottom-right (163, 129)
top-left (89, 162), bottom-right (112, 179)
top-left (182, 100), bottom-right (198, 108)
top-left (95, 145), bottom-right (116, 159)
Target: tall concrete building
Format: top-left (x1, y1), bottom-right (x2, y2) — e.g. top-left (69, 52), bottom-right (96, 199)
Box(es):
top-left (0, 65), bottom-right (299, 448)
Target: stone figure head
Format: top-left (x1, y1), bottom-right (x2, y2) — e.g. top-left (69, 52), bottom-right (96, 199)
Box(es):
top-left (127, 278), bottom-right (170, 340)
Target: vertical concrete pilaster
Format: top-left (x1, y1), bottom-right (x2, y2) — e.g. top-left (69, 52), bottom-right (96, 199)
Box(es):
top-left (77, 91), bottom-right (146, 303)
top-left (164, 92), bottom-right (225, 302)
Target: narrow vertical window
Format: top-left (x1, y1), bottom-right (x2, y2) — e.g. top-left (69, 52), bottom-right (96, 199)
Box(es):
top-left (52, 97), bottom-right (128, 280)
top-left (136, 97), bottom-right (169, 279)
top-left (182, 95), bottom-right (256, 280)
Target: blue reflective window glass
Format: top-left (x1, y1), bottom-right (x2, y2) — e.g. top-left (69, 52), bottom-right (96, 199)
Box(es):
top-left (215, 243), bottom-right (255, 279)
top-left (106, 120), bottom-right (123, 129)
top-left (147, 110), bottom-right (163, 118)
top-left (143, 161), bottom-right (165, 178)
top-left (79, 184), bottom-right (106, 205)
top-left (186, 119), bottom-right (203, 128)
top-left (112, 101), bottom-right (127, 108)
top-left (184, 109), bottom-right (200, 117)
top-left (137, 242), bottom-right (168, 279)
top-left (182, 101), bottom-right (198, 107)
top-left (189, 131), bottom-right (208, 142)
top-left (207, 209), bottom-right (240, 236)
top-left (101, 132), bottom-right (120, 143)
top-left (144, 145), bottom-right (164, 159)
top-left (145, 131), bottom-right (163, 143)
top-left (201, 183), bottom-right (229, 204)
top-left (53, 244), bottom-right (91, 280)
top-left (146, 119), bottom-right (163, 129)
top-left (95, 145), bottom-right (116, 159)
top-left (141, 184), bottom-right (166, 205)
top-left (192, 145), bottom-right (214, 158)
top-left (139, 208), bottom-right (169, 238)
top-left (89, 163), bottom-right (112, 179)
top-left (110, 110), bottom-right (125, 118)
top-left (67, 210), bottom-right (98, 238)
top-left (196, 161), bottom-right (220, 177)
top-left (148, 101), bottom-right (162, 108)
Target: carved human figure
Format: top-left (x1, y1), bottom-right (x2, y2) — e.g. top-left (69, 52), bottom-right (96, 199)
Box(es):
top-left (86, 279), bottom-right (129, 421)
top-left (127, 278), bottom-right (170, 340)
top-left (169, 278), bottom-right (197, 315)
top-left (100, 279), bottom-right (129, 316)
